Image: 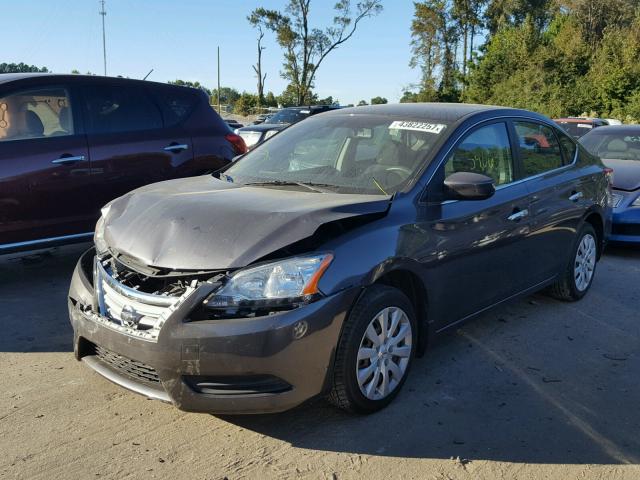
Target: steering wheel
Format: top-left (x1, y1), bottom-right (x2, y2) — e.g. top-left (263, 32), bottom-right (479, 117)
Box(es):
top-left (384, 166), bottom-right (413, 177)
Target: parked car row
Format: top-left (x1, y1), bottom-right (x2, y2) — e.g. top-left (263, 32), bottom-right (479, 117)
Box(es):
top-left (553, 117), bottom-right (611, 139)
top-left (0, 73), bottom-right (246, 253)
top-left (236, 105), bottom-right (342, 149)
top-left (579, 125), bottom-right (640, 243)
top-left (68, 103), bottom-right (612, 414)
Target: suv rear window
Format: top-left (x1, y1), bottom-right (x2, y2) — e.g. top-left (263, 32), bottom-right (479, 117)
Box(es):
top-left (154, 87), bottom-right (199, 126)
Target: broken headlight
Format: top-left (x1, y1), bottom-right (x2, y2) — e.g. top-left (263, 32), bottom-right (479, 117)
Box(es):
top-left (94, 215), bottom-right (108, 255)
top-left (203, 254), bottom-right (333, 315)
top-left (94, 205), bottom-right (112, 256)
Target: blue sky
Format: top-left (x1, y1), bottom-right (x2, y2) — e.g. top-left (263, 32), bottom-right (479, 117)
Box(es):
top-left (5, 0), bottom-right (421, 105)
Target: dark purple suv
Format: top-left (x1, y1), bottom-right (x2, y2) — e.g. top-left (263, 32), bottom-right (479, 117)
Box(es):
top-left (0, 73), bottom-right (246, 253)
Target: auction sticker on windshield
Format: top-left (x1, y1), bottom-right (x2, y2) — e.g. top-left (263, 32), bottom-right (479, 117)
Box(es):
top-left (389, 121), bottom-right (446, 134)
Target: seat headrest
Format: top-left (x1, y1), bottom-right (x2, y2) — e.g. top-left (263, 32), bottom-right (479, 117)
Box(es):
top-left (59, 107), bottom-right (72, 132)
top-left (606, 139), bottom-right (628, 152)
top-left (25, 110), bottom-right (44, 136)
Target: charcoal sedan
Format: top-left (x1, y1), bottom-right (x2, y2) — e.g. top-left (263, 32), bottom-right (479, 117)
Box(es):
top-left (580, 125), bottom-right (640, 243)
top-left (68, 103), bottom-right (611, 414)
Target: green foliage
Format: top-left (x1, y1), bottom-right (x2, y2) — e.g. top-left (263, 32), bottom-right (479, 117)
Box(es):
top-left (464, 8), bottom-right (640, 121)
top-left (211, 87), bottom-right (241, 106)
top-left (169, 79), bottom-right (212, 96)
top-left (371, 96), bottom-right (388, 104)
top-left (0, 62), bottom-right (48, 73)
top-left (234, 92), bottom-right (258, 115)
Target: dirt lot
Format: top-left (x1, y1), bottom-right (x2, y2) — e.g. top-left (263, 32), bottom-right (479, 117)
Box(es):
top-left (1, 243), bottom-right (639, 480)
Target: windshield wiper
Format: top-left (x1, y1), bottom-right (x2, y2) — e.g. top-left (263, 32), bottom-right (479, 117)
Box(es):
top-left (243, 180), bottom-right (334, 193)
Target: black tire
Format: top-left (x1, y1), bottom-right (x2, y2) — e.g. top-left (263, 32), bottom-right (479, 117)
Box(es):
top-left (328, 284), bottom-right (417, 414)
top-left (548, 223), bottom-right (598, 301)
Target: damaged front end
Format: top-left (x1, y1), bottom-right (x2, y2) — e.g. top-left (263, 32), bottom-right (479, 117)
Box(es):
top-left (87, 251), bottom-right (224, 341)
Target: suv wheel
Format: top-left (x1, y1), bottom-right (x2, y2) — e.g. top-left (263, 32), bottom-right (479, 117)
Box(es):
top-left (548, 223), bottom-right (598, 301)
top-left (329, 285), bottom-right (417, 413)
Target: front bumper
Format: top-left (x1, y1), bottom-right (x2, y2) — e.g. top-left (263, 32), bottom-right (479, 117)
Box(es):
top-left (609, 204), bottom-right (640, 244)
top-left (68, 249), bottom-right (360, 414)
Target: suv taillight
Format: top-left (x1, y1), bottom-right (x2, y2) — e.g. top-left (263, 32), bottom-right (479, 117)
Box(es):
top-left (225, 133), bottom-right (247, 156)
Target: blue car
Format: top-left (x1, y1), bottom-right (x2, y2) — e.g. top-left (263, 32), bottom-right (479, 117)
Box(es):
top-left (581, 125), bottom-right (640, 243)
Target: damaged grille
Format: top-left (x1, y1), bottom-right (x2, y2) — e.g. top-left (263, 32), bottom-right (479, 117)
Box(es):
top-left (93, 255), bottom-right (201, 341)
top-left (92, 343), bottom-right (160, 384)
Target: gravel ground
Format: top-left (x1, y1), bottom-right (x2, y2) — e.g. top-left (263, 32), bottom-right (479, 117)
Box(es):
top-left (1, 243), bottom-right (639, 480)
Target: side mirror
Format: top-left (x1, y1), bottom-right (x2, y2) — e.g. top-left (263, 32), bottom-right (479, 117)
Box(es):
top-left (444, 171), bottom-right (495, 200)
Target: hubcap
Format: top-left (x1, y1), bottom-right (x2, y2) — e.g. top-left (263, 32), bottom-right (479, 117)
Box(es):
top-left (356, 306), bottom-right (413, 400)
top-left (574, 233), bottom-right (596, 292)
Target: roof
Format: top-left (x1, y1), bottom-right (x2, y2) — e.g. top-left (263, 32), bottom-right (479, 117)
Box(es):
top-left (0, 72), bottom-right (193, 91)
top-left (332, 102), bottom-right (510, 123)
top-left (581, 125), bottom-right (640, 135)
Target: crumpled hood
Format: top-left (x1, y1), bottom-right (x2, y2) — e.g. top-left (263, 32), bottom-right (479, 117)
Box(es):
top-left (603, 159), bottom-right (640, 191)
top-left (102, 176), bottom-right (391, 270)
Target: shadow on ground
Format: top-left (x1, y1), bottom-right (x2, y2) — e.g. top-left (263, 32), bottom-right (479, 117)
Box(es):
top-left (226, 247), bottom-right (640, 465)
top-left (0, 244), bottom-right (90, 352)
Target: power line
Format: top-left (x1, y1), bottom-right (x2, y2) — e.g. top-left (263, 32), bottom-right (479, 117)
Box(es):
top-left (99, 0), bottom-right (107, 76)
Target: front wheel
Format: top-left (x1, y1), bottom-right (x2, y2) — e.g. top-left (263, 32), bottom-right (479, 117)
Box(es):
top-left (328, 285), bottom-right (417, 413)
top-left (548, 223), bottom-right (598, 301)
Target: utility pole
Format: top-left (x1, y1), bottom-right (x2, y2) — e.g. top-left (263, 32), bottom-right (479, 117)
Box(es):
top-left (99, 0), bottom-right (107, 76)
top-left (217, 46), bottom-right (221, 114)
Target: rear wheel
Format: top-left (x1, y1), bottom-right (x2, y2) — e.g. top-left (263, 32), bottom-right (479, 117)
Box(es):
top-left (548, 223), bottom-right (598, 301)
top-left (328, 285), bottom-right (417, 413)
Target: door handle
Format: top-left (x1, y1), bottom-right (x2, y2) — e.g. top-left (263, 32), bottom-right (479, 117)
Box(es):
top-left (569, 191), bottom-right (583, 202)
top-left (163, 143), bottom-right (189, 153)
top-left (52, 155), bottom-right (86, 164)
top-left (507, 209), bottom-right (529, 222)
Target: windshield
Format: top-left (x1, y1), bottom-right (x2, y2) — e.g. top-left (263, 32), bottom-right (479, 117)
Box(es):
top-left (580, 131), bottom-right (640, 161)
top-left (222, 113), bottom-right (449, 195)
top-left (267, 108), bottom-right (310, 124)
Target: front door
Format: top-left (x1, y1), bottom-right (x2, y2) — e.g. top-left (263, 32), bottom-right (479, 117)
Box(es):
top-left (416, 121), bottom-right (532, 329)
top-left (0, 85), bottom-right (92, 246)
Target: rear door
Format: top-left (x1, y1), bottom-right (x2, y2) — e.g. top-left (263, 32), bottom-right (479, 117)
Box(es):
top-left (513, 120), bottom-right (585, 283)
top-left (421, 121), bottom-right (533, 327)
top-left (0, 84), bottom-right (93, 246)
top-left (81, 82), bottom-right (193, 210)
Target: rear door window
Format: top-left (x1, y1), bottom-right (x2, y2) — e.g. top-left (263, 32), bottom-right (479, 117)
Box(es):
top-left (83, 84), bottom-right (163, 134)
top-left (0, 87), bottom-right (74, 141)
top-left (445, 122), bottom-right (514, 186)
top-left (514, 121), bottom-right (563, 177)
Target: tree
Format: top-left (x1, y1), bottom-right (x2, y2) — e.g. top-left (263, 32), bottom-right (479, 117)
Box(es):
top-left (357, 99), bottom-right (368, 106)
top-left (211, 87), bottom-right (241, 107)
top-left (410, 1), bottom-right (461, 102)
top-left (484, 0), bottom-right (554, 35)
top-left (250, 0), bottom-right (383, 106)
top-left (315, 95), bottom-right (336, 105)
top-left (370, 96), bottom-right (388, 104)
top-left (248, 12), bottom-right (268, 107)
top-left (234, 92), bottom-right (259, 116)
top-left (0, 63), bottom-right (48, 73)
top-left (169, 79), bottom-right (212, 96)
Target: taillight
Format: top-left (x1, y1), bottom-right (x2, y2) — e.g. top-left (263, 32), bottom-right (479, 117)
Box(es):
top-left (603, 167), bottom-right (614, 184)
top-left (225, 133), bottom-right (247, 156)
